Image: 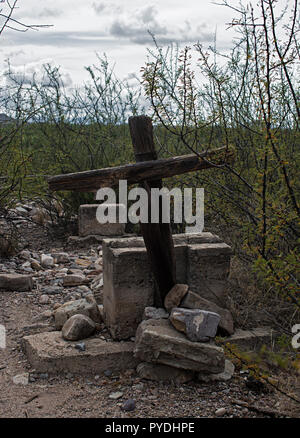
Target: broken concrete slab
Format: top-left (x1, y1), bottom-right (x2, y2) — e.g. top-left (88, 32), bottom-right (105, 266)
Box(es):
top-left (68, 235), bottom-right (104, 246)
top-left (78, 204), bottom-right (126, 237)
top-left (219, 327), bottom-right (278, 352)
top-left (23, 331), bottom-right (139, 374)
top-left (169, 308), bottom-right (220, 342)
top-left (54, 297), bottom-right (102, 330)
top-left (142, 307), bottom-right (169, 321)
top-left (164, 284), bottom-right (189, 312)
top-left (134, 319), bottom-right (225, 373)
top-left (63, 274), bottom-right (90, 287)
top-left (181, 290), bottom-right (234, 335)
top-left (68, 234), bottom-right (135, 247)
top-left (0, 273), bottom-right (33, 291)
top-left (102, 232), bottom-right (222, 249)
top-left (137, 362), bottom-right (194, 383)
top-left (197, 359), bottom-right (235, 382)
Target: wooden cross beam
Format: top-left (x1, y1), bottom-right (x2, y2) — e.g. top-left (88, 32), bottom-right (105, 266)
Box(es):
top-left (48, 147), bottom-right (234, 192)
top-left (48, 116), bottom-right (234, 306)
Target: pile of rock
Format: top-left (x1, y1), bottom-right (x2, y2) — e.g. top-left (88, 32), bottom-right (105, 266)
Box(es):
top-left (102, 233), bottom-right (234, 340)
top-left (1, 201), bottom-right (64, 228)
top-left (133, 284), bottom-right (234, 383)
top-left (53, 295), bottom-right (103, 342)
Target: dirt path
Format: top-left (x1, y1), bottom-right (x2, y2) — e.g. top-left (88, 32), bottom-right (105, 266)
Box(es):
top-left (0, 221), bottom-right (298, 418)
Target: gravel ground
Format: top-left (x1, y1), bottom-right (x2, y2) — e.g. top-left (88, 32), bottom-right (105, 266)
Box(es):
top-left (0, 218), bottom-right (299, 418)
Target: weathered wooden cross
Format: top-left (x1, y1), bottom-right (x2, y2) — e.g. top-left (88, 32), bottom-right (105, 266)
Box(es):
top-left (48, 115), bottom-right (234, 306)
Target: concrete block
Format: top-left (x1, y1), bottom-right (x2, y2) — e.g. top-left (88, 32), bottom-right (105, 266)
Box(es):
top-left (23, 331), bottom-right (139, 374)
top-left (134, 318), bottom-right (225, 373)
top-left (137, 362), bottom-right (194, 383)
top-left (78, 204), bottom-right (126, 237)
top-left (102, 233), bottom-right (232, 340)
top-left (187, 243), bottom-right (232, 306)
top-left (0, 273), bottom-right (33, 291)
top-left (103, 246), bottom-right (154, 340)
top-left (219, 327), bottom-right (279, 352)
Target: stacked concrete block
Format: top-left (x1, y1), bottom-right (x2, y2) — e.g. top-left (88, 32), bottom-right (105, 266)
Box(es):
top-left (187, 243), bottom-right (232, 307)
top-left (78, 204), bottom-right (126, 237)
top-left (102, 245), bottom-right (154, 340)
top-left (102, 233), bottom-right (232, 340)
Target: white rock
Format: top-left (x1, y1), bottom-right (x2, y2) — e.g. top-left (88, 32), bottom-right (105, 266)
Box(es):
top-left (41, 254), bottom-right (54, 268)
top-left (39, 294), bottom-right (50, 305)
top-left (30, 259), bottom-right (43, 271)
top-left (52, 252), bottom-right (69, 264)
top-left (58, 268), bottom-right (68, 274)
top-left (13, 373), bottom-right (29, 385)
top-left (91, 275), bottom-right (103, 291)
top-left (19, 250), bottom-right (31, 260)
top-left (215, 407), bottom-right (226, 417)
top-left (142, 307), bottom-right (169, 321)
top-left (63, 274), bottom-right (89, 287)
top-left (15, 206), bottom-right (28, 215)
top-left (109, 392), bottom-right (124, 400)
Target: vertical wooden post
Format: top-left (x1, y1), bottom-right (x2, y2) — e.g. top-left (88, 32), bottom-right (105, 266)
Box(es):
top-left (129, 115), bottom-right (176, 306)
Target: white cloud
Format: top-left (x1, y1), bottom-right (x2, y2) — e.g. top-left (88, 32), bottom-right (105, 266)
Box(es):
top-left (4, 0), bottom-right (290, 85)
top-left (4, 59), bottom-right (73, 88)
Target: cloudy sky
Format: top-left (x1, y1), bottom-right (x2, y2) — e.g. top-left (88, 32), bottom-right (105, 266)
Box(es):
top-left (0, 0), bottom-right (265, 87)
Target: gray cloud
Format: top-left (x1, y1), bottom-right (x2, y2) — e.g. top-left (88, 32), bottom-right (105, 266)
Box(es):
top-left (110, 5), bottom-right (167, 41)
top-left (5, 62), bottom-right (73, 88)
top-left (92, 2), bottom-right (106, 15)
top-left (1, 3), bottom-right (215, 54)
top-left (138, 5), bottom-right (158, 24)
top-left (4, 49), bottom-right (25, 59)
top-left (2, 29), bottom-right (114, 48)
top-left (92, 1), bottom-right (123, 16)
top-left (38, 8), bottom-right (62, 18)
top-left (109, 5), bottom-right (214, 46)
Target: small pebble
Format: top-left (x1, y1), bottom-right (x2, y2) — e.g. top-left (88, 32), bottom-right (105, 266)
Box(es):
top-left (109, 391), bottom-right (124, 400)
top-left (75, 342), bottom-right (86, 352)
top-left (13, 373), bottom-right (29, 385)
top-left (122, 399), bottom-right (136, 412)
top-left (39, 373), bottom-right (49, 379)
top-left (215, 407), bottom-right (226, 417)
top-left (39, 294), bottom-right (50, 305)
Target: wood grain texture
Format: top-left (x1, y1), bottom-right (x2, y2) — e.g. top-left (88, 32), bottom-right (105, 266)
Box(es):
top-left (129, 115), bottom-right (177, 306)
top-left (48, 146), bottom-right (234, 192)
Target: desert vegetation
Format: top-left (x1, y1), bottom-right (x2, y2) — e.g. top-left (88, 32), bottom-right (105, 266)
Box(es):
top-left (0, 0), bottom-right (299, 413)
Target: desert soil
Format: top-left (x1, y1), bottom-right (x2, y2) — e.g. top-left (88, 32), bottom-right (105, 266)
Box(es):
top-left (0, 219), bottom-right (299, 418)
